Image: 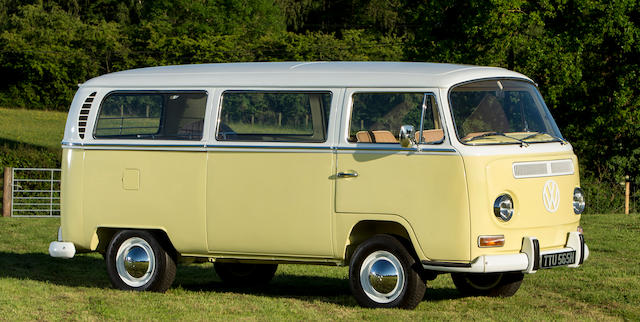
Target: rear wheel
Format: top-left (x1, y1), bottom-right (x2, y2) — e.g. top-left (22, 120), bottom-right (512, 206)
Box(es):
top-left (214, 262), bottom-right (278, 287)
top-left (105, 230), bottom-right (176, 292)
top-left (451, 272), bottom-right (523, 297)
top-left (349, 235), bottom-right (426, 309)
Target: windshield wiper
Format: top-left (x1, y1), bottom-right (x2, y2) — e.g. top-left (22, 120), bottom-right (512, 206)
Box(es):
top-left (521, 131), bottom-right (568, 145)
top-left (464, 132), bottom-right (529, 147)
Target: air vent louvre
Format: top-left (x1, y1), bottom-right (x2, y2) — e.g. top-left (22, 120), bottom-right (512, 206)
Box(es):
top-left (550, 161), bottom-right (573, 174)
top-left (514, 163), bottom-right (547, 177)
top-left (78, 92), bottom-right (96, 139)
top-left (513, 159), bottom-right (574, 179)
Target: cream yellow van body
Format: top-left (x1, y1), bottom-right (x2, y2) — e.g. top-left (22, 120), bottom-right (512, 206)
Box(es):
top-left (51, 62), bottom-right (588, 281)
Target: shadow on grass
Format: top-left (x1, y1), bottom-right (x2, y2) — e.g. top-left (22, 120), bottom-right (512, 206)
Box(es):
top-left (424, 287), bottom-right (462, 301)
top-left (0, 137), bottom-right (61, 169)
top-left (0, 252), bottom-right (462, 305)
top-left (176, 264), bottom-right (355, 305)
top-left (0, 252), bottom-right (111, 288)
top-left (176, 266), bottom-right (462, 305)
top-left (0, 137), bottom-right (59, 153)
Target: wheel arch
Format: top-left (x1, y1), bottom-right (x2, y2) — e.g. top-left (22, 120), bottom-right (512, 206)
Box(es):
top-left (95, 227), bottom-right (179, 259)
top-left (344, 220), bottom-right (424, 264)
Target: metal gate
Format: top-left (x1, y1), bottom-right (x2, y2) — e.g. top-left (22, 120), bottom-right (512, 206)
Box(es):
top-left (11, 168), bottom-right (61, 217)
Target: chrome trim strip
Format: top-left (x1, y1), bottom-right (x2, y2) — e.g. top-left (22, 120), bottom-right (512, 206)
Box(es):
top-left (208, 145), bottom-right (333, 150)
top-left (63, 142), bottom-right (332, 151)
top-left (337, 146), bottom-right (416, 152)
top-left (63, 142), bottom-right (205, 148)
top-left (337, 147), bottom-right (456, 153)
top-left (62, 142), bottom-right (456, 153)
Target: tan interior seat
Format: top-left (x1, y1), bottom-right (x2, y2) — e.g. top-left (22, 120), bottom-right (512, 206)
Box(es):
top-left (356, 130), bottom-right (398, 143)
top-left (415, 129), bottom-right (444, 143)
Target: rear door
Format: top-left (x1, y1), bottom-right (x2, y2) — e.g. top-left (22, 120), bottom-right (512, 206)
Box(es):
top-left (83, 90), bottom-right (209, 253)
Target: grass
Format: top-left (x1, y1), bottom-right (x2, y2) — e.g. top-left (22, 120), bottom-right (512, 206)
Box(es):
top-left (0, 108), bottom-right (67, 150)
top-left (0, 214), bottom-right (638, 320)
top-left (0, 107), bottom-right (65, 170)
top-left (0, 108), bottom-right (66, 210)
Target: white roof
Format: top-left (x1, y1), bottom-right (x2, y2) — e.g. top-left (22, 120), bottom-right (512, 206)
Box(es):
top-left (81, 61), bottom-right (533, 89)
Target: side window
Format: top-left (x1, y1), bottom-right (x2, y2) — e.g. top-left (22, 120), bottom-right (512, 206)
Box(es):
top-left (217, 91), bottom-right (331, 143)
top-left (348, 92), bottom-right (443, 144)
top-left (94, 91), bottom-right (207, 140)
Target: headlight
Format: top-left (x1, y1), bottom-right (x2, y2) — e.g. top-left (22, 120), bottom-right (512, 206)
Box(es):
top-left (493, 194), bottom-right (514, 221)
top-left (573, 187), bottom-right (586, 214)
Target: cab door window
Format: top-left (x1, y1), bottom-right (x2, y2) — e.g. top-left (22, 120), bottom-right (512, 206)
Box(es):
top-left (348, 92), bottom-right (443, 144)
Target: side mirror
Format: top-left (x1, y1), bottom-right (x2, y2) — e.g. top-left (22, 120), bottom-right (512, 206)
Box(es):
top-left (399, 125), bottom-right (415, 148)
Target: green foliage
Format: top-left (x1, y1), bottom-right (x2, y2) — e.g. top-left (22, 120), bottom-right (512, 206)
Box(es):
top-left (404, 0), bottom-right (639, 211)
top-left (0, 1), bottom-right (404, 109)
top-left (0, 0), bottom-right (638, 213)
top-left (0, 4), bottom-right (127, 109)
top-left (581, 171), bottom-right (640, 214)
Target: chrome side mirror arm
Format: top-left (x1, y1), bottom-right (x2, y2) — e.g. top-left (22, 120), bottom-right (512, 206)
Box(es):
top-left (399, 125), bottom-right (416, 148)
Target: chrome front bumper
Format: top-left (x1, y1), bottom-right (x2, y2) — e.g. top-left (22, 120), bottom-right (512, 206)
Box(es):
top-left (422, 232), bottom-right (589, 274)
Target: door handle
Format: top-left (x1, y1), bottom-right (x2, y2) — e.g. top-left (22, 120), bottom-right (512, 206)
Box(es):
top-left (337, 171), bottom-right (359, 178)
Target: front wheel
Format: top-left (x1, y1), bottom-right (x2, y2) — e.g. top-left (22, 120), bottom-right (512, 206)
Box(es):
top-left (349, 235), bottom-right (426, 309)
top-left (451, 272), bottom-right (524, 297)
top-left (105, 230), bottom-right (176, 292)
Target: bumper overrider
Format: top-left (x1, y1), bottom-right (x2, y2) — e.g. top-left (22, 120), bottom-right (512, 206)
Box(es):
top-left (49, 227), bottom-right (76, 259)
top-left (422, 232), bottom-right (588, 273)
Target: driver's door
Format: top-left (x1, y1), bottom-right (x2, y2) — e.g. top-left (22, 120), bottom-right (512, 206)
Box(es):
top-left (335, 88), bottom-right (470, 261)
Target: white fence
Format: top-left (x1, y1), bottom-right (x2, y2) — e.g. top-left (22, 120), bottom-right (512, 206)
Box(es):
top-left (10, 168), bottom-right (61, 217)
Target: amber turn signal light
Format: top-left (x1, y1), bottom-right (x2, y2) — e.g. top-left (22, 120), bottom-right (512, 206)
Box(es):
top-left (478, 235), bottom-right (505, 247)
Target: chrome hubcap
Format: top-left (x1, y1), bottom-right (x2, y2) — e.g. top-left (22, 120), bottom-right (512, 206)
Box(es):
top-left (360, 251), bottom-right (404, 303)
top-left (116, 237), bottom-right (155, 287)
top-left (124, 246), bottom-right (150, 278)
top-left (369, 259), bottom-right (399, 294)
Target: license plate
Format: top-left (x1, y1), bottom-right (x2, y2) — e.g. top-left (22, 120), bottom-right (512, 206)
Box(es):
top-left (540, 250), bottom-right (576, 268)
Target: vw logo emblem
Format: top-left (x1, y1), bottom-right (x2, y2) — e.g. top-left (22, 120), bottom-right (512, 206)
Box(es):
top-left (542, 180), bottom-right (560, 213)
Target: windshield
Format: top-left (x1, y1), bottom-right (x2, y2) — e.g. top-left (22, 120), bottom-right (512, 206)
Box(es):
top-left (449, 79), bottom-right (563, 145)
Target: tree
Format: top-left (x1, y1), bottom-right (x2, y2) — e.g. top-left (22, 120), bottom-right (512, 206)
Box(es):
top-left (0, 4), bottom-right (127, 109)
